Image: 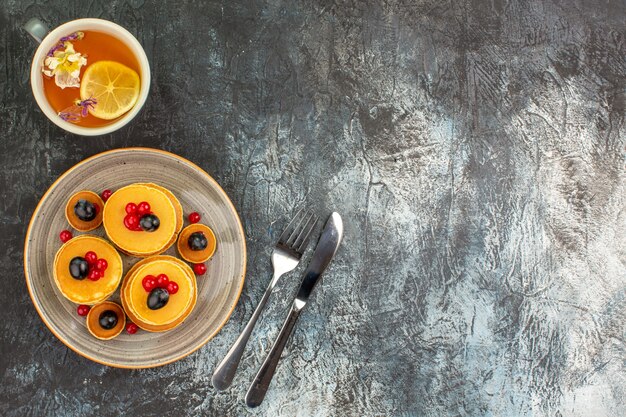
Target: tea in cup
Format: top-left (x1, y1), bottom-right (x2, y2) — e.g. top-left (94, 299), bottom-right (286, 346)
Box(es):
top-left (25, 18), bottom-right (150, 136)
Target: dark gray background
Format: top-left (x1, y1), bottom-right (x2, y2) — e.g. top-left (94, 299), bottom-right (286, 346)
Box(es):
top-left (1, 0), bottom-right (624, 416)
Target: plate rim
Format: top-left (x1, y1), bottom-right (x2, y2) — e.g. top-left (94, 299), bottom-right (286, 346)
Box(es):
top-left (23, 147), bottom-right (247, 369)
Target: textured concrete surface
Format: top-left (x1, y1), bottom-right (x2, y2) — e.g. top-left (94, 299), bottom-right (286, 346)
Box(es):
top-left (1, 0), bottom-right (625, 416)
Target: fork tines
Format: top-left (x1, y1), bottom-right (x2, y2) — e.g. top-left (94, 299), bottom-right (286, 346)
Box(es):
top-left (279, 209), bottom-right (318, 254)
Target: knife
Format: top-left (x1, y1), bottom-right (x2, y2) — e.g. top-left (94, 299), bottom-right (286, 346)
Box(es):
top-left (245, 212), bottom-right (343, 407)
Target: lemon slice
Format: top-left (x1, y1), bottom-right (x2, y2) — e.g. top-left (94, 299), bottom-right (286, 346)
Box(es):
top-left (80, 61), bottom-right (140, 120)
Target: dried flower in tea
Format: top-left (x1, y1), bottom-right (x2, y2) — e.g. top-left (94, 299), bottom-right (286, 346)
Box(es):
top-left (43, 32), bottom-right (87, 89)
top-left (58, 97), bottom-right (98, 123)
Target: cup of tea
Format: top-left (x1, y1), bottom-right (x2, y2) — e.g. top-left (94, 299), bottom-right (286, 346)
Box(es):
top-left (25, 18), bottom-right (151, 136)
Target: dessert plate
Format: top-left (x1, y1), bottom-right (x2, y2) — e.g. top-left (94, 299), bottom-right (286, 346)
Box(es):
top-left (24, 148), bottom-right (246, 368)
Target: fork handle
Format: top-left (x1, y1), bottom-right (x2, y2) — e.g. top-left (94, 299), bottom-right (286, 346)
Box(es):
top-left (245, 303), bottom-right (302, 407)
top-left (211, 282), bottom-right (275, 391)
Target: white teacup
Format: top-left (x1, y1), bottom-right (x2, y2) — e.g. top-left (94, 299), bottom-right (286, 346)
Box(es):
top-left (25, 18), bottom-right (151, 136)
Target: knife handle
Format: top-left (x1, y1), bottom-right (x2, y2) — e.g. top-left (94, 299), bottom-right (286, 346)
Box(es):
top-left (245, 304), bottom-right (302, 407)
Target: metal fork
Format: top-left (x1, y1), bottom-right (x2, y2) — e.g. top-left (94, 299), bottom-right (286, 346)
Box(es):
top-left (211, 209), bottom-right (318, 391)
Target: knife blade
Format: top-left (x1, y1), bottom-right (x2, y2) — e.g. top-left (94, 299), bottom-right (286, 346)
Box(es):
top-left (245, 212), bottom-right (343, 407)
top-left (292, 211), bottom-right (343, 310)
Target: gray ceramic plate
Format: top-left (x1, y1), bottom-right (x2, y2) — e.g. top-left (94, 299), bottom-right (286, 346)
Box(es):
top-left (24, 148), bottom-right (246, 368)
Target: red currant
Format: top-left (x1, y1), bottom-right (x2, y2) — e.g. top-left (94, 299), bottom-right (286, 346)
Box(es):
top-left (85, 251), bottom-right (98, 264)
top-left (88, 269), bottom-right (101, 281)
top-left (59, 230), bottom-right (73, 243)
top-left (93, 203), bottom-right (100, 214)
top-left (96, 258), bottom-right (108, 271)
top-left (142, 275), bottom-right (157, 292)
top-left (124, 214), bottom-right (140, 230)
top-left (101, 189), bottom-right (112, 201)
top-left (137, 201), bottom-right (151, 215)
top-left (126, 323), bottom-right (138, 334)
top-left (125, 202), bottom-right (138, 214)
top-left (77, 304), bottom-right (90, 316)
top-left (188, 212), bottom-right (201, 223)
top-left (193, 263), bottom-right (207, 275)
top-left (166, 281), bottom-right (179, 294)
top-left (156, 274), bottom-right (169, 287)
